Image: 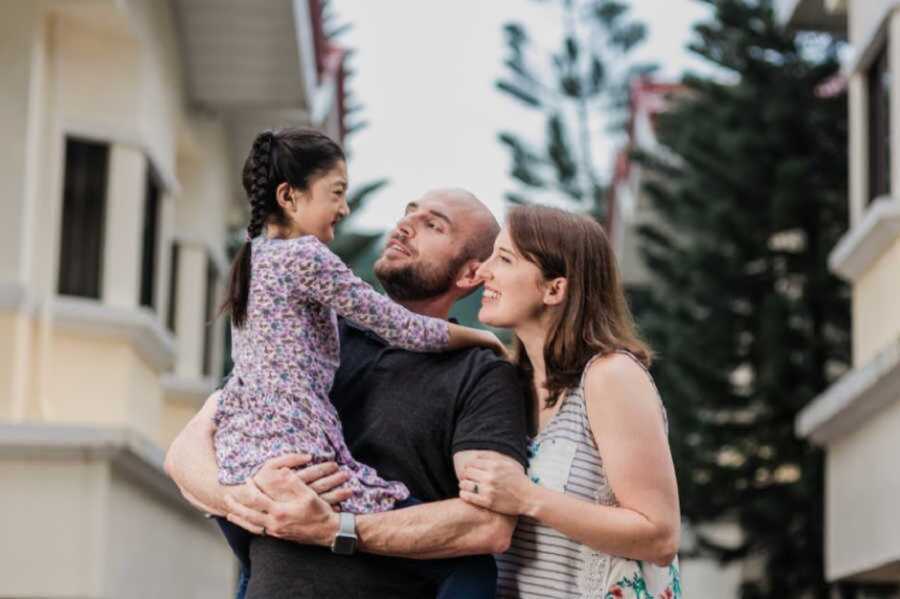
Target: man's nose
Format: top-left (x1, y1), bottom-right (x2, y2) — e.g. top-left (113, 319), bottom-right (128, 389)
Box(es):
top-left (395, 217), bottom-right (414, 239)
top-left (475, 262), bottom-right (491, 281)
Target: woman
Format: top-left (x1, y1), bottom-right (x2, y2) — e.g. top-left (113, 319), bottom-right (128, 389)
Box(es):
top-left (460, 205), bottom-right (682, 598)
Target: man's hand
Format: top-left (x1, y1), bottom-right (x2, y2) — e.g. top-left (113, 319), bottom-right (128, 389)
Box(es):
top-left (224, 454), bottom-right (351, 547)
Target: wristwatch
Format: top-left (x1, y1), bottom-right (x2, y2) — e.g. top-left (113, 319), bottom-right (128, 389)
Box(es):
top-left (331, 512), bottom-right (357, 555)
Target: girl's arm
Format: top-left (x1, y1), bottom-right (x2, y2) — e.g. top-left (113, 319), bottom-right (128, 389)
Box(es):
top-left (289, 237), bottom-right (502, 353)
top-left (459, 354), bottom-right (680, 566)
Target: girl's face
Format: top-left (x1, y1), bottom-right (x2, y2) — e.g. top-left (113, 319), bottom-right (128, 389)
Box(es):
top-left (285, 161), bottom-right (349, 243)
top-left (475, 228), bottom-right (554, 330)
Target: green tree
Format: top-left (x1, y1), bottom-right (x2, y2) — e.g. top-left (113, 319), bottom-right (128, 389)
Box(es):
top-left (496, 0), bottom-right (655, 220)
top-left (633, 1), bottom-right (890, 596)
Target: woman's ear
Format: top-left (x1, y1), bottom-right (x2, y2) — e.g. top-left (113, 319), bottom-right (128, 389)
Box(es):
top-left (542, 277), bottom-right (567, 307)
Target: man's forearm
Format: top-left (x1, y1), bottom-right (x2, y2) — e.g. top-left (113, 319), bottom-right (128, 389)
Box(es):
top-left (164, 396), bottom-right (228, 515)
top-left (354, 498), bottom-right (516, 559)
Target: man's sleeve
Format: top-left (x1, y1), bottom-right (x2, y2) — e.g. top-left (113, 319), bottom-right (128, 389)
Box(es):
top-left (452, 359), bottom-right (529, 468)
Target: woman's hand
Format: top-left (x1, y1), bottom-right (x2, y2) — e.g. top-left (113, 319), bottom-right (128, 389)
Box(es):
top-left (458, 453), bottom-right (534, 516)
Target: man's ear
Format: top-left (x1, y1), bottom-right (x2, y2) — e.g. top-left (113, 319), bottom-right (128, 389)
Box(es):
top-left (542, 277), bottom-right (567, 307)
top-left (454, 259), bottom-right (483, 291)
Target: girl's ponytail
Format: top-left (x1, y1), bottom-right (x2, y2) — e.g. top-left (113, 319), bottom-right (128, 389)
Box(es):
top-left (221, 131), bottom-right (274, 328)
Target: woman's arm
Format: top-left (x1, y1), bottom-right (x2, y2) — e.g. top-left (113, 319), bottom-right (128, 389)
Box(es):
top-left (290, 237), bottom-right (503, 354)
top-left (459, 354), bottom-right (680, 566)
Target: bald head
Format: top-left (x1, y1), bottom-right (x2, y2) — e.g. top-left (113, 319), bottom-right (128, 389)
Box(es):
top-left (421, 188), bottom-right (500, 262)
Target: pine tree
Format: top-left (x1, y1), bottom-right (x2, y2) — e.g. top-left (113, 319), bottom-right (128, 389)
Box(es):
top-left (496, 0), bottom-right (655, 221)
top-left (632, 1), bottom-right (892, 596)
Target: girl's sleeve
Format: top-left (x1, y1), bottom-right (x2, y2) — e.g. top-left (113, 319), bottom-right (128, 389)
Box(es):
top-left (288, 237), bottom-right (449, 351)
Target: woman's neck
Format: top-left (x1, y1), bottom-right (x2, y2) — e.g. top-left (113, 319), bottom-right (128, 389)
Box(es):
top-left (515, 319), bottom-right (550, 401)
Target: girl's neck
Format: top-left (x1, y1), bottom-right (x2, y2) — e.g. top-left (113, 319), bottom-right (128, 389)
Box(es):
top-left (266, 222), bottom-right (307, 240)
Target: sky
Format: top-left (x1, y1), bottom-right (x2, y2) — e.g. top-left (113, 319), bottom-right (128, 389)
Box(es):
top-left (334, 0), bottom-right (716, 232)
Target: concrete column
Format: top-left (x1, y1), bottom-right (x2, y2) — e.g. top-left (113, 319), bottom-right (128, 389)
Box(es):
top-left (102, 145), bottom-right (147, 309)
top-left (174, 242), bottom-right (207, 379)
top-left (0, 2), bottom-right (40, 284)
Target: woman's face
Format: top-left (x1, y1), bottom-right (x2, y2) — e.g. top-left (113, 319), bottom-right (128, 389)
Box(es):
top-left (288, 161), bottom-right (349, 243)
top-left (476, 227), bottom-right (549, 329)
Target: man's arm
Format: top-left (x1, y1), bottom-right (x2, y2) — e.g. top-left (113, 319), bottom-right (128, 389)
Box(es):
top-left (165, 393), bottom-right (352, 517)
top-left (227, 449), bottom-right (519, 558)
top-left (164, 393), bottom-right (228, 515)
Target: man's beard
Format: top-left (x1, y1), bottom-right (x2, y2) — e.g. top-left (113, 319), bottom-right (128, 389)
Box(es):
top-left (375, 253), bottom-right (467, 302)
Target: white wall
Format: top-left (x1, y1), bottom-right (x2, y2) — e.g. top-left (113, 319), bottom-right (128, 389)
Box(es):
top-left (826, 392), bottom-right (900, 580)
top-left (0, 454), bottom-right (234, 598)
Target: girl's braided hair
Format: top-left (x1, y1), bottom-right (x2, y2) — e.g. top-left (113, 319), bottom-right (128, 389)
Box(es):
top-left (221, 128), bottom-right (345, 328)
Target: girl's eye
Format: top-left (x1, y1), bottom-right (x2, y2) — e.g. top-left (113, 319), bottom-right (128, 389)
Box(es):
top-left (500, 256), bottom-right (512, 264)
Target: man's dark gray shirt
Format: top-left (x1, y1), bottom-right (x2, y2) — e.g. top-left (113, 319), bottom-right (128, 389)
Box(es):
top-left (246, 318), bottom-right (529, 599)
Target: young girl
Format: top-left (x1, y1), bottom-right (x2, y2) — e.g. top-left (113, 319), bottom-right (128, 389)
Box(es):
top-left (215, 128), bottom-right (501, 598)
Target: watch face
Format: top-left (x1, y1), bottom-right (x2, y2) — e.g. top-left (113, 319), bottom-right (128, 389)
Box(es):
top-left (332, 534), bottom-right (357, 556)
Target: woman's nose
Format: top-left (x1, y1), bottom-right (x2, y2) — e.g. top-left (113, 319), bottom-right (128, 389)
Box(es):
top-left (339, 198), bottom-right (350, 217)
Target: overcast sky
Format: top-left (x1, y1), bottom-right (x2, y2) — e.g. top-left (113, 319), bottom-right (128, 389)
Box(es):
top-left (334, 0), bottom-right (715, 232)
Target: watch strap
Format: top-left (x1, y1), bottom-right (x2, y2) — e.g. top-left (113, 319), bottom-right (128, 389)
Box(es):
top-left (338, 512), bottom-right (356, 537)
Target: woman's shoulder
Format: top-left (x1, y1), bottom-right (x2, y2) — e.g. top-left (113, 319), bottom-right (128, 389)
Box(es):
top-left (583, 351), bottom-right (651, 386)
top-left (581, 351), bottom-right (659, 408)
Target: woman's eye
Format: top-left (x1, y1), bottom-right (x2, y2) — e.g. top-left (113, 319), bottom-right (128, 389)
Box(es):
top-left (501, 256), bottom-right (512, 264)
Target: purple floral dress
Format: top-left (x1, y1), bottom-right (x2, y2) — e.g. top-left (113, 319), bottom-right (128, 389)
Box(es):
top-left (214, 235), bottom-right (449, 513)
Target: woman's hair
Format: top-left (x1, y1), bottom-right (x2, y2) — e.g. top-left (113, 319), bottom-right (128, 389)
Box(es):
top-left (221, 128), bottom-right (345, 328)
top-left (507, 204), bottom-right (652, 409)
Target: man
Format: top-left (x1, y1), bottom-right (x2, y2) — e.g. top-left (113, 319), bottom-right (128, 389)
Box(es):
top-left (165, 188), bottom-right (528, 598)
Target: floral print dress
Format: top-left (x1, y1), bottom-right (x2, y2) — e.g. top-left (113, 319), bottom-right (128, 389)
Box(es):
top-left (213, 235), bottom-right (449, 513)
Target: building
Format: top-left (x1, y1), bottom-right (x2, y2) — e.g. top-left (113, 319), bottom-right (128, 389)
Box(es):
top-left (778, 0), bottom-right (900, 584)
top-left (607, 79), bottom-right (684, 292)
top-left (0, 0), bottom-right (345, 596)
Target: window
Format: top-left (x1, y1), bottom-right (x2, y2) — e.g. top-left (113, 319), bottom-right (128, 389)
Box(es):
top-left (202, 257), bottom-right (219, 377)
top-left (140, 167), bottom-right (162, 309)
top-left (58, 138), bottom-right (110, 298)
top-left (869, 44), bottom-right (891, 204)
top-left (166, 242), bottom-right (180, 333)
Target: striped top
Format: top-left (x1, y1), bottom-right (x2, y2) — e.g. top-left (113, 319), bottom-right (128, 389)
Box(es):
top-left (496, 352), bottom-right (670, 599)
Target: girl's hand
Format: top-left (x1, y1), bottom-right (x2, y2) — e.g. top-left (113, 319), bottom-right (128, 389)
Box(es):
top-left (481, 330), bottom-right (509, 359)
top-left (459, 454), bottom-right (534, 516)
top-left (447, 324), bottom-right (509, 359)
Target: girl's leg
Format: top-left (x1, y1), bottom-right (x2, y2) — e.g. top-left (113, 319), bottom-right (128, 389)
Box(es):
top-left (435, 554), bottom-right (498, 599)
top-left (393, 497), bottom-right (498, 599)
top-left (216, 516), bottom-right (253, 599)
